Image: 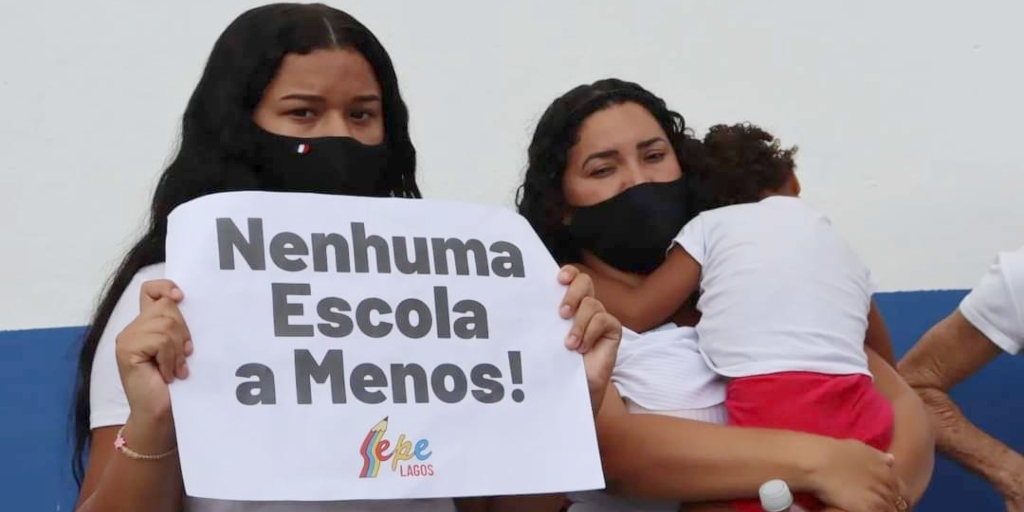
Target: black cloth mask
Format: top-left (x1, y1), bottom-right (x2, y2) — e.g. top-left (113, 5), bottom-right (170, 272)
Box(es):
top-left (566, 178), bottom-right (692, 274)
top-left (252, 126), bottom-right (391, 197)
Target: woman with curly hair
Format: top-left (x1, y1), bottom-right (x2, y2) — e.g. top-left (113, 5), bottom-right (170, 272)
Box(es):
top-left (515, 78), bottom-right (935, 512)
top-left (593, 122), bottom-right (908, 512)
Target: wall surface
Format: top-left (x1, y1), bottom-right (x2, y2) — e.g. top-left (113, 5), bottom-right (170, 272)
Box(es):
top-left (0, 1), bottom-right (1021, 510)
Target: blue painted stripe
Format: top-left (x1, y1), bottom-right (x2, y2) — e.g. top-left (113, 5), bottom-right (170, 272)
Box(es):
top-left (1, 290), bottom-right (1021, 511)
top-left (0, 326), bottom-right (83, 510)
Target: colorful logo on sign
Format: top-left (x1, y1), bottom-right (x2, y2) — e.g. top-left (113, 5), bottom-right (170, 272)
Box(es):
top-left (359, 417), bottom-right (434, 478)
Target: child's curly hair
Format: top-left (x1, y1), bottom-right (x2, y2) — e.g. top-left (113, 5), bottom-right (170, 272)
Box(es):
top-left (697, 122), bottom-right (798, 210)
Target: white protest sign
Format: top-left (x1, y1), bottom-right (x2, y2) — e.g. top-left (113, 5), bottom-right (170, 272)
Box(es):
top-left (164, 191), bottom-right (604, 501)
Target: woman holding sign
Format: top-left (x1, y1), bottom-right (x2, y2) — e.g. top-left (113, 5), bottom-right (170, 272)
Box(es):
top-left (71, 4), bottom-right (617, 512)
top-left (515, 78), bottom-right (936, 512)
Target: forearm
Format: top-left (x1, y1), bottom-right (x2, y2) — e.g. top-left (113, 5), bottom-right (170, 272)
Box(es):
top-left (601, 415), bottom-right (821, 500)
top-left (590, 277), bottom-right (661, 332)
top-left (617, 305), bottom-right (664, 334)
top-left (585, 265), bottom-right (685, 333)
top-left (896, 309), bottom-right (1021, 498)
top-left (597, 396), bottom-right (819, 501)
top-left (76, 416), bottom-right (184, 512)
top-left (916, 386), bottom-right (1024, 498)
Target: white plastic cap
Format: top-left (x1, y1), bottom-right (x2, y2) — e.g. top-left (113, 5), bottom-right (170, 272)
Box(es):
top-left (759, 479), bottom-right (794, 512)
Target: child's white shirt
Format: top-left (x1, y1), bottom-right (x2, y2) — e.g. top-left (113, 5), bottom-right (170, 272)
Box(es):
top-left (674, 196), bottom-right (876, 379)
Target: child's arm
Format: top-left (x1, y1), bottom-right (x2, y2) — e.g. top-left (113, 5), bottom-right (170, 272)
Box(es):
top-left (864, 300), bottom-right (898, 366)
top-left (591, 246), bottom-right (702, 333)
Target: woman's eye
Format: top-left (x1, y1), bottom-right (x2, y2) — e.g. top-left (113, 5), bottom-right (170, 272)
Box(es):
top-left (288, 109), bottom-right (315, 119)
top-left (350, 110), bottom-right (375, 121)
top-left (645, 152), bottom-right (666, 162)
top-left (589, 167), bottom-right (614, 177)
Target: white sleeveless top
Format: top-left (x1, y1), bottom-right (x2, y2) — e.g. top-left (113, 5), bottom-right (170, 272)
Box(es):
top-left (89, 263), bottom-right (454, 512)
top-left (567, 323), bottom-right (728, 512)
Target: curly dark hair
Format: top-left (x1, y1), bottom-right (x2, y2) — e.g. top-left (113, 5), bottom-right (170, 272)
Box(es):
top-left (698, 122), bottom-right (798, 209)
top-left (515, 78), bottom-right (705, 264)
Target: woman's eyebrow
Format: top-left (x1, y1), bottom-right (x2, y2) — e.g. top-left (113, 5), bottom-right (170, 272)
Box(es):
top-left (582, 149), bottom-right (619, 169)
top-left (279, 93), bottom-right (325, 102)
top-left (637, 137), bottom-right (666, 150)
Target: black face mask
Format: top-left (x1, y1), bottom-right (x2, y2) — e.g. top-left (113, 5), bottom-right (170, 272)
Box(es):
top-left (252, 126), bottom-right (391, 197)
top-left (566, 178), bottom-right (692, 275)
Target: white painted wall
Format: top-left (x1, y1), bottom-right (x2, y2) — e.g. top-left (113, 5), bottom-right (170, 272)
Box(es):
top-left (1, 0), bottom-right (1022, 331)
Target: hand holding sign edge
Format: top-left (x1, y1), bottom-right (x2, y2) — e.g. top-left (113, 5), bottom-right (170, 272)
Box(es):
top-left (115, 279), bottom-right (193, 425)
top-left (557, 264), bottom-right (621, 416)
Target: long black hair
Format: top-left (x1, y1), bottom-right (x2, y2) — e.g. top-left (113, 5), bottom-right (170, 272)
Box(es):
top-left (515, 78), bottom-right (707, 264)
top-left (71, 2), bottom-right (419, 484)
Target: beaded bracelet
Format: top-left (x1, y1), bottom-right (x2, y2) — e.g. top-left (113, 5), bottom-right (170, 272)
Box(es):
top-left (113, 425), bottom-right (178, 461)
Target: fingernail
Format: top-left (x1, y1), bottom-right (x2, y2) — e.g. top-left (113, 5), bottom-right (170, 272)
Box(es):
top-left (559, 270), bottom-right (571, 281)
top-left (560, 304), bottom-right (572, 318)
top-left (181, 362), bottom-right (190, 378)
top-left (565, 334), bottom-right (579, 349)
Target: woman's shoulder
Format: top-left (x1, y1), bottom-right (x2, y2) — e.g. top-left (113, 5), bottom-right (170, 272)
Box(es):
top-left (614, 323), bottom-right (725, 411)
top-left (89, 262), bottom-right (169, 428)
top-left (114, 262), bottom-right (167, 308)
top-left (621, 322), bottom-right (698, 343)
top-left (107, 262), bottom-right (167, 320)
top-left (617, 323), bottom-right (703, 371)
top-left (133, 262), bottom-right (167, 282)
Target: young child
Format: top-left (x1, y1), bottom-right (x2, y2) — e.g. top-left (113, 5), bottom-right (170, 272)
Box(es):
top-left (594, 123), bottom-right (896, 512)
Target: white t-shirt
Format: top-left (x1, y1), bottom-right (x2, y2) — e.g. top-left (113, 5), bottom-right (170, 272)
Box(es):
top-left (674, 196), bottom-right (875, 379)
top-left (89, 263), bottom-right (456, 512)
top-left (611, 324), bottom-right (726, 412)
top-left (567, 324), bottom-right (727, 512)
top-left (959, 245), bottom-right (1024, 355)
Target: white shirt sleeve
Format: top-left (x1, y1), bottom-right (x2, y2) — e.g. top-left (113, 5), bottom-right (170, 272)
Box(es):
top-left (866, 267), bottom-right (880, 296)
top-left (958, 247), bottom-right (1024, 355)
top-left (672, 214), bottom-right (708, 266)
top-left (89, 263), bottom-right (166, 429)
top-left (611, 325), bottom-right (726, 411)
